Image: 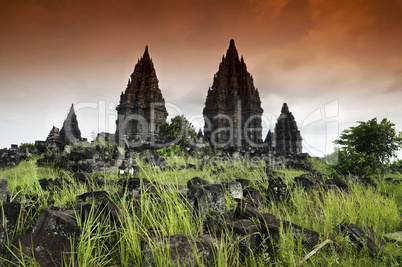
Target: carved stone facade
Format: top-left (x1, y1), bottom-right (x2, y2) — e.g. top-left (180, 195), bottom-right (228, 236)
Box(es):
top-left (203, 40), bottom-right (263, 148)
top-left (115, 46), bottom-right (168, 147)
top-left (45, 126), bottom-right (60, 148)
top-left (268, 103), bottom-right (302, 154)
top-left (59, 104), bottom-right (82, 148)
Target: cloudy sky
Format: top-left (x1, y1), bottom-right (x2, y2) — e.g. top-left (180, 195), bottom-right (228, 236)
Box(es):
top-left (1, 0), bottom-right (401, 158)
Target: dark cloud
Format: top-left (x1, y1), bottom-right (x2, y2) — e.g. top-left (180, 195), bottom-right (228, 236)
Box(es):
top-left (0, 0), bottom-right (402, 157)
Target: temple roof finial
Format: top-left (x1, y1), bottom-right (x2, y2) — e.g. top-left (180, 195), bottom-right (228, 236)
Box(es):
top-left (229, 39), bottom-right (235, 48)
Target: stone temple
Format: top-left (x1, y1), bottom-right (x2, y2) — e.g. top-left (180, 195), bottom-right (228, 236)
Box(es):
top-left (59, 104), bottom-right (82, 149)
top-left (265, 103), bottom-right (303, 154)
top-left (115, 46), bottom-right (168, 147)
top-left (203, 39), bottom-right (263, 148)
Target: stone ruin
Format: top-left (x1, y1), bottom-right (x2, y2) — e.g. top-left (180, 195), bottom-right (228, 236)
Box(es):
top-left (265, 103), bottom-right (303, 154)
top-left (115, 46), bottom-right (168, 147)
top-left (0, 40), bottom-right (306, 172)
top-left (59, 104), bottom-right (83, 149)
top-left (0, 164), bottom-right (389, 266)
top-left (203, 39), bottom-right (264, 148)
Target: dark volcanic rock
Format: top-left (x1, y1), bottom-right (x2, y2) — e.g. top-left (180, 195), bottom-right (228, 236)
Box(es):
top-left (221, 181), bottom-right (243, 199)
top-left (325, 178), bottom-right (349, 191)
top-left (243, 189), bottom-right (264, 207)
top-left (32, 209), bottom-right (81, 239)
top-left (143, 234), bottom-right (212, 267)
top-left (341, 223), bottom-right (384, 256)
top-left (229, 219), bottom-right (261, 258)
top-left (0, 202), bottom-right (22, 244)
top-left (187, 176), bottom-right (209, 188)
top-left (0, 177), bottom-right (8, 202)
top-left (188, 183), bottom-right (226, 215)
top-left (235, 178), bottom-right (250, 190)
top-left (77, 191), bottom-right (110, 202)
top-left (10, 234), bottom-right (74, 267)
top-left (267, 184), bottom-right (290, 202)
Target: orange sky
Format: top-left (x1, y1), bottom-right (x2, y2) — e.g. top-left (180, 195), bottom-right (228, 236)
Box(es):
top-left (1, 0), bottom-right (402, 157)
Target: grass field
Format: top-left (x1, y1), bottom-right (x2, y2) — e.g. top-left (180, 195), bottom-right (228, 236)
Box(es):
top-left (0, 156), bottom-right (401, 266)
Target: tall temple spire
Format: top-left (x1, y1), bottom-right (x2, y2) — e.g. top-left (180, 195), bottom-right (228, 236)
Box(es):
top-left (225, 39), bottom-right (239, 63)
top-left (203, 39), bottom-right (263, 148)
top-left (274, 103), bottom-right (302, 154)
top-left (59, 104), bottom-right (82, 149)
top-left (115, 46), bottom-right (168, 147)
top-left (143, 45), bottom-right (150, 60)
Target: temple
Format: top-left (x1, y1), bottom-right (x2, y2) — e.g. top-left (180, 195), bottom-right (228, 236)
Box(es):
top-left (202, 39), bottom-right (263, 148)
top-left (265, 103), bottom-right (303, 154)
top-left (115, 46), bottom-right (168, 147)
top-left (59, 104), bottom-right (82, 148)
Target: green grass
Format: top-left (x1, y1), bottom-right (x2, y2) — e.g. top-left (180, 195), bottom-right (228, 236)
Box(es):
top-left (0, 156), bottom-right (401, 266)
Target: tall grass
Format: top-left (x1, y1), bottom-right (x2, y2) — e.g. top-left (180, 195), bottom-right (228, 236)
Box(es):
top-left (0, 156), bottom-right (401, 266)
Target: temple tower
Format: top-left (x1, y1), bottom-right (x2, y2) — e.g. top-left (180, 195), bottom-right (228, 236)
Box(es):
top-left (115, 46), bottom-right (168, 147)
top-left (59, 104), bottom-right (82, 148)
top-left (203, 39), bottom-right (263, 148)
top-left (273, 103), bottom-right (302, 154)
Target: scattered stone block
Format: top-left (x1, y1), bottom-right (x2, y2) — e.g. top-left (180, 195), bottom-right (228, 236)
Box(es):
top-left (122, 177), bottom-right (157, 197)
top-left (142, 234), bottom-right (212, 267)
top-left (186, 162), bottom-right (197, 169)
top-left (358, 177), bottom-right (377, 188)
top-left (294, 174), bottom-right (319, 189)
top-left (341, 223), bottom-right (383, 256)
top-left (234, 201), bottom-right (264, 221)
top-left (77, 191), bottom-right (110, 202)
top-left (243, 189), bottom-right (263, 206)
top-left (229, 219), bottom-right (261, 258)
top-left (325, 179), bottom-right (348, 191)
top-left (99, 198), bottom-right (124, 227)
top-left (200, 234), bottom-right (222, 250)
top-left (204, 211), bottom-right (235, 236)
top-left (0, 177), bottom-right (8, 202)
top-left (0, 202), bottom-right (22, 244)
top-left (32, 209), bottom-right (81, 239)
top-left (188, 184), bottom-right (226, 215)
top-left (10, 234), bottom-right (74, 266)
top-left (267, 184), bottom-right (290, 202)
top-left (221, 182), bottom-right (243, 199)
top-left (187, 177), bottom-right (209, 187)
top-left (73, 172), bottom-right (91, 184)
top-left (282, 221), bottom-right (320, 247)
top-left (235, 178), bottom-right (250, 190)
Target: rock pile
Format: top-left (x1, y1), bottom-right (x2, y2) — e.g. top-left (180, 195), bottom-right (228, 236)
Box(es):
top-left (0, 166), bottom-right (387, 266)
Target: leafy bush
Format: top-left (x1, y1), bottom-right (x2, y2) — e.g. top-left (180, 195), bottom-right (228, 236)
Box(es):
top-left (156, 144), bottom-right (184, 157)
top-left (20, 143), bottom-right (35, 150)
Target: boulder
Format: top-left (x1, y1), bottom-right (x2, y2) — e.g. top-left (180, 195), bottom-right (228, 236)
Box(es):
top-left (0, 202), bottom-right (22, 244)
top-left (188, 184), bottom-right (226, 216)
top-left (0, 177), bottom-right (8, 202)
top-left (10, 234), bottom-right (74, 266)
top-left (341, 223), bottom-right (384, 256)
top-left (229, 219), bottom-right (261, 258)
top-left (221, 182), bottom-right (243, 199)
top-left (32, 209), bottom-right (81, 239)
top-left (142, 234), bottom-right (212, 267)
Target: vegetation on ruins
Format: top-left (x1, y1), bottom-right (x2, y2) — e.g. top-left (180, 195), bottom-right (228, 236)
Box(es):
top-left (334, 118), bottom-right (402, 177)
top-left (0, 153), bottom-right (401, 266)
top-left (159, 115), bottom-right (198, 146)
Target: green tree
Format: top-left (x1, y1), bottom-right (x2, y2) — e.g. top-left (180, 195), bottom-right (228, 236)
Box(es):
top-left (159, 115), bottom-right (197, 146)
top-left (334, 118), bottom-right (402, 177)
